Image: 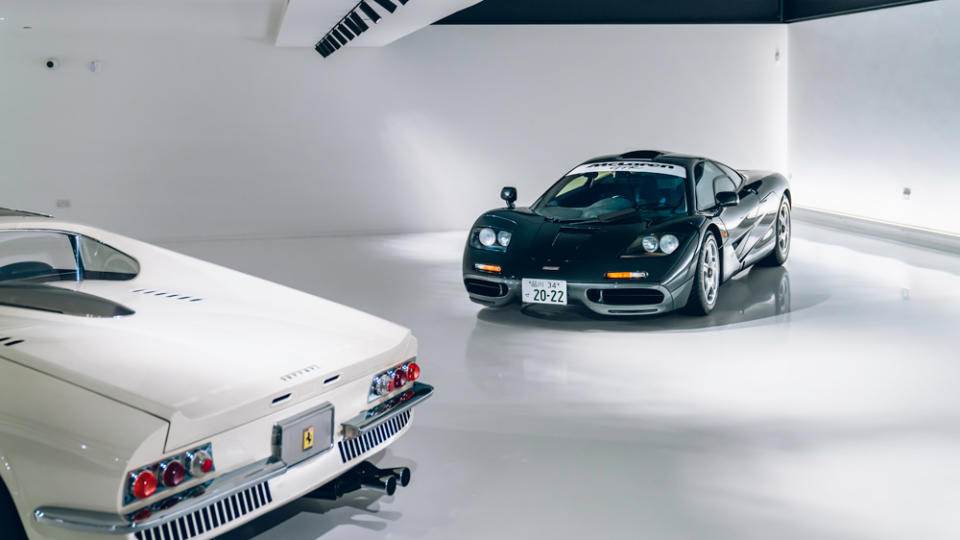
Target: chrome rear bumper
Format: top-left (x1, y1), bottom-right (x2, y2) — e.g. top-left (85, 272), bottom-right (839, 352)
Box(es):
top-left (34, 383), bottom-right (435, 536)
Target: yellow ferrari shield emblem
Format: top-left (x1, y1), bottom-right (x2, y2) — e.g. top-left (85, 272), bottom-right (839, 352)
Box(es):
top-left (302, 426), bottom-right (314, 451)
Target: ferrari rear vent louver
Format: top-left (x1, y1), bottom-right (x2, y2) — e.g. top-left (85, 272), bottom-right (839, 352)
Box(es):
top-left (133, 481), bottom-right (272, 540)
top-left (131, 289), bottom-right (203, 302)
top-left (338, 410), bottom-right (411, 464)
top-left (0, 337), bottom-right (24, 347)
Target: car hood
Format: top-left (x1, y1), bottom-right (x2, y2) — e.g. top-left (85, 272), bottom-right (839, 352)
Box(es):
top-left (0, 268), bottom-right (413, 452)
top-left (520, 214), bottom-right (697, 261)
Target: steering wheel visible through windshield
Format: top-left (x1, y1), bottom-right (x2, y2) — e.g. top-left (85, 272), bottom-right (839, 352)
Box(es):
top-left (532, 162), bottom-right (689, 222)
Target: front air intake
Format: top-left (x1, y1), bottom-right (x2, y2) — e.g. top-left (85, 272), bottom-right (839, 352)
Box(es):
top-left (464, 279), bottom-right (507, 297)
top-left (587, 288), bottom-right (665, 305)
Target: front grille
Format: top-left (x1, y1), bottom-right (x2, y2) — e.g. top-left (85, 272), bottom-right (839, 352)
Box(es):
top-left (464, 279), bottom-right (507, 297)
top-left (134, 481), bottom-right (272, 540)
top-left (338, 410), bottom-right (411, 463)
top-left (587, 288), bottom-right (665, 305)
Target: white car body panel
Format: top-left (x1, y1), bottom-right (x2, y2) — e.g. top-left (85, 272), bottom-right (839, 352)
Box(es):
top-left (0, 216), bottom-right (428, 539)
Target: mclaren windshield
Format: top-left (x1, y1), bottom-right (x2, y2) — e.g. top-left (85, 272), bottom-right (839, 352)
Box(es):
top-left (533, 161), bottom-right (689, 222)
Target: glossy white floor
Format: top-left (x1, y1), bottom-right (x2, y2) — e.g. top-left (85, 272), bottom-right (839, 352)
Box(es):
top-left (165, 221), bottom-right (960, 540)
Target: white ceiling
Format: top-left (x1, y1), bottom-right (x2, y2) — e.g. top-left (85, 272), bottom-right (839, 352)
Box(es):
top-left (275, 0), bottom-right (481, 48)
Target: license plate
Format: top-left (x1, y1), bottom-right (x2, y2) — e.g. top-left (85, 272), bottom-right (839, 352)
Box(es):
top-left (522, 278), bottom-right (567, 305)
top-left (274, 403), bottom-right (334, 466)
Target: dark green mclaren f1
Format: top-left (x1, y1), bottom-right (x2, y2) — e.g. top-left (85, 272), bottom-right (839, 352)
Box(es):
top-left (462, 150), bottom-right (792, 316)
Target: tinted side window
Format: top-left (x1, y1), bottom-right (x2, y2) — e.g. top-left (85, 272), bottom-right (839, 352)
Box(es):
top-left (0, 231), bottom-right (77, 282)
top-left (716, 163), bottom-right (742, 190)
top-left (714, 175), bottom-right (737, 195)
top-left (695, 162), bottom-right (725, 211)
top-left (78, 236), bottom-right (140, 280)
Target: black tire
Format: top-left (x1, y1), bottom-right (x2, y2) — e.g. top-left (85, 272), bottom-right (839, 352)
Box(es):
top-left (758, 196), bottom-right (791, 267)
top-left (0, 480), bottom-right (27, 540)
top-left (684, 232), bottom-right (721, 316)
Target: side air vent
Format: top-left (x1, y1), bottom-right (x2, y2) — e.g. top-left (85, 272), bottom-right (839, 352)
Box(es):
top-left (464, 279), bottom-right (508, 298)
top-left (0, 337), bottom-right (24, 347)
top-left (133, 481), bottom-right (272, 540)
top-left (619, 150), bottom-right (664, 160)
top-left (131, 289), bottom-right (203, 302)
top-left (587, 288), bottom-right (665, 305)
top-left (337, 410), bottom-right (411, 464)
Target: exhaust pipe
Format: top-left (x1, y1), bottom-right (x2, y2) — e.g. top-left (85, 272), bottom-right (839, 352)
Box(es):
top-left (360, 472), bottom-right (397, 496)
top-left (306, 461), bottom-right (412, 501)
top-left (385, 466), bottom-right (411, 487)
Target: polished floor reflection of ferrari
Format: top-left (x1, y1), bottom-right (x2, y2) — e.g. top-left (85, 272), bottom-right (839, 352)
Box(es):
top-left (462, 150), bottom-right (792, 316)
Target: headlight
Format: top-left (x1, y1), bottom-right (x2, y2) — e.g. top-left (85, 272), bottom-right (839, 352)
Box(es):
top-left (497, 231), bottom-right (512, 247)
top-left (478, 228), bottom-right (497, 247)
top-left (641, 235), bottom-right (659, 253)
top-left (659, 234), bottom-right (680, 254)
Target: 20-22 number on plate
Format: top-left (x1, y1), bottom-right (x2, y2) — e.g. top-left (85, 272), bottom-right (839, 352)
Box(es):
top-left (522, 278), bottom-right (567, 305)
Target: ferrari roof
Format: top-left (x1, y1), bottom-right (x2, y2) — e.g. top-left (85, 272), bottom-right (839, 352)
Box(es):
top-left (0, 207), bottom-right (53, 219)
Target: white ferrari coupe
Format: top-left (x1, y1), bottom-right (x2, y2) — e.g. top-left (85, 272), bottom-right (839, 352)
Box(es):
top-left (0, 207), bottom-right (433, 540)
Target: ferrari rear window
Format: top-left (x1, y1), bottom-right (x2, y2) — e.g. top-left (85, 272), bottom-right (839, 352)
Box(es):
top-left (0, 231), bottom-right (139, 283)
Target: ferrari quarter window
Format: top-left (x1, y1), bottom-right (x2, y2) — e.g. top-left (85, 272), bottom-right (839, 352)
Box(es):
top-left (77, 235), bottom-right (140, 280)
top-left (0, 231), bottom-right (78, 282)
top-left (533, 162), bottom-right (688, 222)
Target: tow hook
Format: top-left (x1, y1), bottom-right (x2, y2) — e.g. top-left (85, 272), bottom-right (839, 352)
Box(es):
top-left (306, 461), bottom-right (412, 500)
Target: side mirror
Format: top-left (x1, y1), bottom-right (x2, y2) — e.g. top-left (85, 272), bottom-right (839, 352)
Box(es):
top-left (716, 191), bottom-right (739, 207)
top-left (501, 186), bottom-right (517, 209)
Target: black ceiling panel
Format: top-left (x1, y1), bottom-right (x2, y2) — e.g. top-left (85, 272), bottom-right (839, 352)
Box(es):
top-left (437, 0), bottom-right (937, 25)
top-left (438, 0), bottom-right (782, 25)
top-left (782, 0), bottom-right (935, 22)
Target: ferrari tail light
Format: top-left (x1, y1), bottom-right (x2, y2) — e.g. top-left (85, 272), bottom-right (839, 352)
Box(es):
top-left (369, 359), bottom-right (420, 401)
top-left (125, 443), bottom-right (213, 504)
top-left (375, 375), bottom-right (393, 396)
top-left (188, 449), bottom-right (214, 476)
top-left (131, 470), bottom-right (157, 499)
top-left (159, 460), bottom-right (186, 487)
top-left (404, 362), bottom-right (420, 381)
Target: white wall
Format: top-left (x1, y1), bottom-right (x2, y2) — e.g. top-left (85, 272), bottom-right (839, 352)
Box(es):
top-left (788, 0), bottom-right (960, 234)
top-left (1, 16), bottom-right (786, 241)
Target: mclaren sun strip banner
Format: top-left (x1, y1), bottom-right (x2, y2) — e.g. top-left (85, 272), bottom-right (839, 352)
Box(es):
top-left (566, 161), bottom-right (687, 178)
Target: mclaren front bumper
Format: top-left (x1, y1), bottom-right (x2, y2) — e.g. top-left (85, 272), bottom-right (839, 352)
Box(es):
top-left (463, 274), bottom-right (695, 315)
